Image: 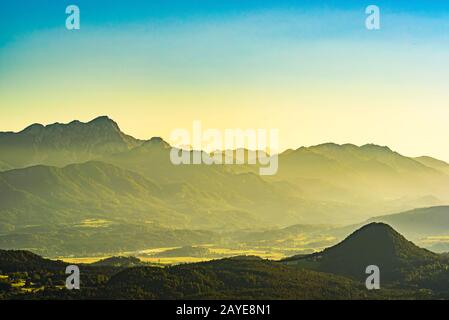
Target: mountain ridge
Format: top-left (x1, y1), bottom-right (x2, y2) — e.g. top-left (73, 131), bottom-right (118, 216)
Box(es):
top-left (2, 116), bottom-right (449, 164)
top-left (0, 116), bottom-right (143, 169)
top-left (2, 117), bottom-right (449, 256)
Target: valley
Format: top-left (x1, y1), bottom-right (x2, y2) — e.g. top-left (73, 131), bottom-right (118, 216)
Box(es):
top-left (1, 223), bottom-right (448, 300)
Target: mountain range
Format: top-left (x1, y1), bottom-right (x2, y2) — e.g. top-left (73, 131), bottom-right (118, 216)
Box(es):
top-left (1, 116), bottom-right (449, 256)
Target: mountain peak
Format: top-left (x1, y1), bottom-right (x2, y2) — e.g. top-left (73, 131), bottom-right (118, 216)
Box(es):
top-left (21, 123), bottom-right (45, 134)
top-left (38, 116), bottom-right (125, 139)
top-left (325, 222), bottom-right (430, 258)
top-left (309, 142), bottom-right (392, 153)
top-left (89, 115), bottom-right (114, 123)
top-left (0, 116), bottom-right (142, 168)
top-left (360, 143), bottom-right (392, 153)
top-left (351, 221), bottom-right (394, 233)
top-left (143, 137), bottom-right (170, 148)
top-left (18, 116), bottom-right (120, 133)
top-left (313, 142), bottom-right (343, 148)
top-left (87, 116), bottom-right (120, 130)
top-left (287, 223), bottom-right (438, 281)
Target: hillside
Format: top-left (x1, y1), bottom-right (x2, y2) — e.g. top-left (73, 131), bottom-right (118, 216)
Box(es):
top-left (0, 160), bottom-right (264, 230)
top-left (284, 223), bottom-right (442, 282)
top-left (0, 250), bottom-right (64, 273)
top-left (102, 140), bottom-right (314, 226)
top-left (0, 161), bottom-right (170, 227)
top-left (415, 156), bottom-right (449, 175)
top-left (0, 252), bottom-right (431, 300)
top-left (104, 256), bottom-right (398, 299)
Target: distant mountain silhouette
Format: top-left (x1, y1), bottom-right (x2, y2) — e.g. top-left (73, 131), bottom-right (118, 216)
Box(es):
top-left (363, 206), bottom-right (449, 252)
top-left (368, 206), bottom-right (449, 235)
top-left (0, 116), bottom-right (142, 169)
top-left (91, 256), bottom-right (147, 268)
top-left (151, 246), bottom-right (211, 258)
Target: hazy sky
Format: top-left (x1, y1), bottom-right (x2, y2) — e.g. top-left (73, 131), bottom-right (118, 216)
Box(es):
top-left (1, 1), bottom-right (449, 160)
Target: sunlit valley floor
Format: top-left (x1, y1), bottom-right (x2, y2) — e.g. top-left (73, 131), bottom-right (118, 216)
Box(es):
top-left (55, 205), bottom-right (449, 266)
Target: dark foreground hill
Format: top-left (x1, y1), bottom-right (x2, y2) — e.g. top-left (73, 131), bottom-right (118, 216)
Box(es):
top-left (0, 250), bottom-right (64, 273)
top-left (101, 256), bottom-right (413, 300)
top-left (283, 223), bottom-right (444, 283)
top-left (2, 250), bottom-right (388, 300)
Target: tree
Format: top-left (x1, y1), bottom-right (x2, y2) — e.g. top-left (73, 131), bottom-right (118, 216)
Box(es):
top-left (0, 280), bottom-right (12, 292)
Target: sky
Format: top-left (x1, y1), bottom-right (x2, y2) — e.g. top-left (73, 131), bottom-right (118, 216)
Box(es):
top-left (1, 1), bottom-right (449, 160)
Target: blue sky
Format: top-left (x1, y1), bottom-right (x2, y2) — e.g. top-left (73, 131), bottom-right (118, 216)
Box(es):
top-left (1, 1), bottom-right (449, 160)
top-left (2, 0), bottom-right (449, 46)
